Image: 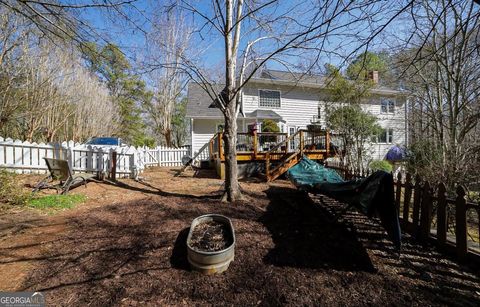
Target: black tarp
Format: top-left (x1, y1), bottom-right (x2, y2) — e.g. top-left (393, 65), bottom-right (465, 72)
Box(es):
top-left (287, 157), bottom-right (401, 249)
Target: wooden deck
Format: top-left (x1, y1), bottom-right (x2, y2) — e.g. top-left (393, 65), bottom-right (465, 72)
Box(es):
top-left (207, 129), bottom-right (335, 181)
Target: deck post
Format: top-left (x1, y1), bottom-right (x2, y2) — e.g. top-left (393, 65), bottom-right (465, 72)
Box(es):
top-left (253, 131), bottom-right (258, 159)
top-left (218, 132), bottom-right (223, 161)
top-left (265, 152), bottom-right (270, 180)
top-left (299, 130), bottom-right (304, 156)
top-left (209, 138), bottom-right (214, 161)
top-left (325, 130), bottom-right (330, 156)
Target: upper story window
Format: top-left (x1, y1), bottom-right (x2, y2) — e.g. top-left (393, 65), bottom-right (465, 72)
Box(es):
top-left (380, 98), bottom-right (395, 114)
top-left (259, 90), bottom-right (281, 108)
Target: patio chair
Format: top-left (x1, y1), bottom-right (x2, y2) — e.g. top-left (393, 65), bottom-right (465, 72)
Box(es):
top-left (32, 158), bottom-right (98, 194)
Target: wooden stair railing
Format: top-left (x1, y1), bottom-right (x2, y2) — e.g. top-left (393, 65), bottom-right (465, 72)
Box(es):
top-left (179, 133), bottom-right (218, 173)
top-left (265, 130), bottom-right (304, 182)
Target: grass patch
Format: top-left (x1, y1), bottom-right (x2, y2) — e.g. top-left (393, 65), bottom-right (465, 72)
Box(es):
top-left (28, 194), bottom-right (87, 210)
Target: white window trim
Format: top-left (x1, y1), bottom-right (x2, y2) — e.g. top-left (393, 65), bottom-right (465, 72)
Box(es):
top-left (258, 89), bottom-right (282, 109)
top-left (380, 98), bottom-right (396, 114)
top-left (373, 128), bottom-right (394, 144)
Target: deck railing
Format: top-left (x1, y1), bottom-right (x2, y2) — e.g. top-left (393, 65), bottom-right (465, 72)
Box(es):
top-left (209, 129), bottom-right (331, 162)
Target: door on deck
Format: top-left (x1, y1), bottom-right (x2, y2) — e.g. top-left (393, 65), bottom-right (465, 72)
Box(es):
top-left (288, 126), bottom-right (300, 152)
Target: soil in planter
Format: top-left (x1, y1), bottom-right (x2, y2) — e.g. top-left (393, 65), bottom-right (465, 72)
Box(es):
top-left (190, 220), bottom-right (233, 252)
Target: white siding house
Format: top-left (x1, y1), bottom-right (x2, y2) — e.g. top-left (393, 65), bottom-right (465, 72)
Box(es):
top-left (186, 69), bottom-right (407, 162)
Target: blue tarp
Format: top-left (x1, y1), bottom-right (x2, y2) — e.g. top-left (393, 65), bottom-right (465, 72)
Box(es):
top-left (287, 157), bottom-right (344, 187)
top-left (385, 145), bottom-right (407, 161)
top-left (287, 157), bottom-right (402, 249)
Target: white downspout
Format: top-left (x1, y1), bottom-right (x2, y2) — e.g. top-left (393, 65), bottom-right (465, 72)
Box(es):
top-left (190, 118), bottom-right (195, 156)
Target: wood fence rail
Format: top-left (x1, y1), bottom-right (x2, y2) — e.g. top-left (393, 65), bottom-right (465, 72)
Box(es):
top-left (324, 161), bottom-right (480, 264)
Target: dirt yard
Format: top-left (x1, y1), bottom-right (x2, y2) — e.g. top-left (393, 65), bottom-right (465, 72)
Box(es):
top-left (0, 167), bottom-right (479, 306)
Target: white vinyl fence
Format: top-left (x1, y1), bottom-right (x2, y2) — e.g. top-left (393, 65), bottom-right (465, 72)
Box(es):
top-left (0, 137), bottom-right (191, 178)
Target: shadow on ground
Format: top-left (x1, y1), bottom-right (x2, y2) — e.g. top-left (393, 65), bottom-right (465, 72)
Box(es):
top-left (0, 180), bottom-right (477, 306)
top-left (261, 186), bottom-right (375, 272)
top-left (170, 227), bottom-right (190, 271)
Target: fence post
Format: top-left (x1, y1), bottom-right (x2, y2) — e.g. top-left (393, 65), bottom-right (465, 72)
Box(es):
top-left (419, 181), bottom-right (433, 242)
top-left (130, 151), bottom-right (137, 179)
top-left (412, 175), bottom-right (422, 236)
top-left (395, 172), bottom-right (402, 214)
top-left (402, 173), bottom-right (412, 228)
top-left (455, 185), bottom-right (467, 260)
top-left (110, 151), bottom-right (117, 180)
top-left (157, 146), bottom-right (161, 166)
top-left (436, 182), bottom-right (447, 248)
top-left (67, 141), bottom-right (74, 171)
top-left (97, 147), bottom-right (104, 180)
top-left (86, 145), bottom-right (93, 172)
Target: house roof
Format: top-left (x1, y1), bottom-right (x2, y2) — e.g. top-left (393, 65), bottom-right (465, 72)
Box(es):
top-left (251, 69), bottom-right (404, 95)
top-left (186, 83), bottom-right (223, 118)
top-left (259, 69), bottom-right (326, 85)
top-left (186, 69), bottom-right (405, 119)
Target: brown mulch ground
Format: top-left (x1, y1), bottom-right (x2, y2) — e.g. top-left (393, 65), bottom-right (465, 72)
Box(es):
top-left (0, 167), bottom-right (479, 306)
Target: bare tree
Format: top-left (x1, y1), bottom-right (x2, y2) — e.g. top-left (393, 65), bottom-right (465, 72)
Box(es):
top-left (156, 0), bottom-right (411, 201)
top-left (397, 1), bottom-right (480, 188)
top-left (144, 7), bottom-right (190, 146)
top-left (0, 7), bottom-right (34, 131)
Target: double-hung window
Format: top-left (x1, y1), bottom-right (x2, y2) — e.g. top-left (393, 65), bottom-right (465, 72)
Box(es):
top-left (380, 98), bottom-right (395, 114)
top-left (375, 128), bottom-right (394, 143)
top-left (259, 90), bottom-right (281, 108)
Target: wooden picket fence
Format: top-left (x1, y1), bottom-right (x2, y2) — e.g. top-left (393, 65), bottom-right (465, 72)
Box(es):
top-left (0, 137), bottom-right (191, 178)
top-left (324, 161), bottom-right (480, 264)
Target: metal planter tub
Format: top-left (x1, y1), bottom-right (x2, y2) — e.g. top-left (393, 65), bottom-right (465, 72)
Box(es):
top-left (186, 214), bottom-right (235, 275)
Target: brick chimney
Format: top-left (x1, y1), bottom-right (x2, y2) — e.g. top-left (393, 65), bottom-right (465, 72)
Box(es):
top-left (368, 71), bottom-right (379, 84)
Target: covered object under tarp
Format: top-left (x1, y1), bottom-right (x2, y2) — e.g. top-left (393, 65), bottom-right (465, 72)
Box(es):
top-left (286, 157), bottom-right (401, 249)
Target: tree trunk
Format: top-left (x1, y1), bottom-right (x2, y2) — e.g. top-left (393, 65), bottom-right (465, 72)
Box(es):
top-left (223, 103), bottom-right (241, 202)
top-left (164, 128), bottom-right (173, 147)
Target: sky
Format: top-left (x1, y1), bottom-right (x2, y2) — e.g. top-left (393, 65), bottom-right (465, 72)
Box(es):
top-left (72, 0), bottom-right (413, 78)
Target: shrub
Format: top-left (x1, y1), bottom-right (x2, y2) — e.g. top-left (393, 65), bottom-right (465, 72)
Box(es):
top-left (0, 170), bottom-right (30, 206)
top-left (261, 119), bottom-right (280, 143)
top-left (261, 119), bottom-right (280, 133)
top-left (369, 160), bottom-right (392, 173)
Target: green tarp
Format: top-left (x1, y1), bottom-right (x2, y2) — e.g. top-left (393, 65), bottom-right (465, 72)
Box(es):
top-left (286, 157), bottom-right (401, 249)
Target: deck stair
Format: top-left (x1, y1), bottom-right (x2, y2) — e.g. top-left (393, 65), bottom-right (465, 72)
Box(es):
top-left (178, 139), bottom-right (213, 173)
top-left (265, 130), bottom-right (306, 182)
